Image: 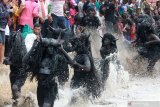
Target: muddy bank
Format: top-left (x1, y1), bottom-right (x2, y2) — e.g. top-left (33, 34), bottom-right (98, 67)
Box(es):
top-left (0, 65), bottom-right (37, 106)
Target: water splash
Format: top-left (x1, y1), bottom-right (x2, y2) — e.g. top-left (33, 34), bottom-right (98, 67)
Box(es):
top-left (1, 17), bottom-right (160, 107)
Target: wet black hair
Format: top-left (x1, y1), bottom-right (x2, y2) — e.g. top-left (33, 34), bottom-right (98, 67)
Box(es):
top-left (34, 23), bottom-right (41, 28)
top-left (86, 7), bottom-right (96, 15)
top-left (70, 33), bottom-right (90, 54)
top-left (102, 33), bottom-right (116, 46)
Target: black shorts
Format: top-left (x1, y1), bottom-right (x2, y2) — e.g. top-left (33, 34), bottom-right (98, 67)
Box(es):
top-left (0, 31), bottom-right (5, 44)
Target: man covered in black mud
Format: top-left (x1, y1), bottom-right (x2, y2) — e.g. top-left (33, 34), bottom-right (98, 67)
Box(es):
top-left (41, 19), bottom-right (71, 86)
top-left (60, 34), bottom-right (101, 98)
top-left (100, 33), bottom-right (117, 59)
top-left (3, 29), bottom-right (27, 106)
top-left (133, 18), bottom-right (160, 73)
top-left (100, 33), bottom-right (120, 88)
top-left (46, 26), bottom-right (70, 87)
top-left (82, 7), bottom-right (101, 29)
top-left (79, 7), bottom-right (102, 59)
top-left (23, 24), bottom-right (68, 107)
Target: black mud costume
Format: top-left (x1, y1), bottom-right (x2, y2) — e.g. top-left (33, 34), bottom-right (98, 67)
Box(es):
top-left (3, 30), bottom-right (27, 104)
top-left (41, 25), bottom-right (70, 86)
top-left (134, 17), bottom-right (160, 72)
top-left (23, 28), bottom-right (69, 107)
top-left (67, 35), bottom-right (101, 98)
top-left (82, 14), bottom-right (101, 29)
top-left (23, 38), bottom-right (58, 107)
top-left (100, 33), bottom-right (120, 88)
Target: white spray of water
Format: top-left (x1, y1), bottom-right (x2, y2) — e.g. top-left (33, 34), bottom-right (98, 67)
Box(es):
top-left (51, 52), bottom-right (130, 107)
top-left (108, 60), bottom-right (129, 90)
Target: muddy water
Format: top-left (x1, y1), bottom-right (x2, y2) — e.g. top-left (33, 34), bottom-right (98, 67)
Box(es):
top-left (0, 64), bottom-right (128, 107)
top-left (1, 24), bottom-right (160, 107)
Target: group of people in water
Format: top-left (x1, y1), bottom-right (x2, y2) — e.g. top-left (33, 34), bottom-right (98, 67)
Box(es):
top-left (4, 23), bottom-right (120, 107)
top-left (1, 0), bottom-right (160, 106)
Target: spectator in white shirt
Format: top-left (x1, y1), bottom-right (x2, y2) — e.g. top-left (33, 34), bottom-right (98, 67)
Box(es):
top-left (25, 24), bottom-right (41, 52)
top-left (48, 0), bottom-right (66, 28)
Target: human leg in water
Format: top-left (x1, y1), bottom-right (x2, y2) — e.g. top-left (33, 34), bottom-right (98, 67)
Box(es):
top-left (37, 74), bottom-right (58, 107)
